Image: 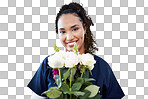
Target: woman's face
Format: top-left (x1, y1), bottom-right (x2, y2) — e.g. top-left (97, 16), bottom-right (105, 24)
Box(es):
top-left (58, 14), bottom-right (86, 54)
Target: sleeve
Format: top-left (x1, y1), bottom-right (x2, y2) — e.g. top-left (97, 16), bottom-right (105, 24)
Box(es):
top-left (27, 56), bottom-right (55, 97)
top-left (102, 63), bottom-right (125, 99)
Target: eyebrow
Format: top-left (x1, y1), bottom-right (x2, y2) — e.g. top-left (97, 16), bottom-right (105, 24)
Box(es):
top-left (59, 24), bottom-right (79, 30)
top-left (71, 24), bottom-right (79, 28)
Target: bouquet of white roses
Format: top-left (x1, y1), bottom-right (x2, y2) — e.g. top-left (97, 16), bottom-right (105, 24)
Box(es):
top-left (42, 43), bottom-right (101, 99)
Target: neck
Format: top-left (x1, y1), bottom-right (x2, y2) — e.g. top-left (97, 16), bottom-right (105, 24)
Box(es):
top-left (78, 45), bottom-right (85, 54)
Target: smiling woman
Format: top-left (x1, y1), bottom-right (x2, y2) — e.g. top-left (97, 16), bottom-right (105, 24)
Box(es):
top-left (27, 2), bottom-right (125, 99)
top-left (55, 4), bottom-right (98, 55)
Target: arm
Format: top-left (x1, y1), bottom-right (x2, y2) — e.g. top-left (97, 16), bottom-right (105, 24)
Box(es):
top-left (27, 56), bottom-right (50, 98)
top-left (30, 92), bottom-right (47, 99)
top-left (102, 65), bottom-right (125, 99)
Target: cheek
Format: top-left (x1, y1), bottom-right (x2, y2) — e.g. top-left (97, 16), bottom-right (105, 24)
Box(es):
top-left (77, 29), bottom-right (84, 38)
top-left (77, 33), bottom-right (85, 45)
top-left (81, 35), bottom-right (85, 43)
top-left (79, 32), bottom-right (85, 41)
top-left (59, 35), bottom-right (66, 45)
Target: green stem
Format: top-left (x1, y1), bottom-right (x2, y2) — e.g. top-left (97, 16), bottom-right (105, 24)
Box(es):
top-left (70, 68), bottom-right (73, 88)
top-left (81, 66), bottom-right (85, 78)
top-left (70, 68), bottom-right (73, 99)
top-left (58, 68), bottom-right (62, 82)
top-left (70, 94), bottom-right (72, 99)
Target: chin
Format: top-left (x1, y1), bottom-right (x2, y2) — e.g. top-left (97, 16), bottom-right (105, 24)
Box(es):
top-left (66, 47), bottom-right (73, 52)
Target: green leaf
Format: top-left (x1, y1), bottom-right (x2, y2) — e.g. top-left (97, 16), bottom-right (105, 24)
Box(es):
top-left (61, 68), bottom-right (68, 75)
top-left (84, 78), bottom-right (95, 82)
top-left (72, 67), bottom-right (76, 77)
top-left (60, 83), bottom-right (69, 92)
top-left (53, 43), bottom-right (59, 52)
top-left (55, 95), bottom-right (63, 99)
top-left (63, 69), bottom-right (70, 80)
top-left (42, 87), bottom-right (58, 95)
top-left (89, 93), bottom-right (101, 99)
top-left (54, 75), bottom-right (62, 88)
top-left (79, 90), bottom-right (91, 99)
top-left (42, 87), bottom-right (62, 98)
top-left (60, 68), bottom-right (69, 81)
top-left (81, 81), bottom-right (92, 89)
top-left (44, 89), bottom-right (62, 98)
top-left (74, 69), bottom-right (81, 79)
top-left (73, 91), bottom-right (85, 96)
top-left (84, 85), bottom-right (100, 98)
top-left (72, 82), bottom-right (82, 91)
top-left (73, 43), bottom-right (78, 53)
top-left (89, 71), bottom-right (93, 76)
top-left (83, 70), bottom-right (89, 78)
top-left (75, 77), bottom-right (84, 84)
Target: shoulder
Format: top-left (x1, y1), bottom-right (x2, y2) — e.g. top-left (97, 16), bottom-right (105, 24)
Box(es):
top-left (93, 55), bottom-right (113, 77)
top-left (38, 55), bottom-right (50, 72)
top-left (94, 55), bottom-right (107, 64)
top-left (42, 55), bottom-right (50, 64)
top-left (91, 55), bottom-right (113, 88)
top-left (42, 54), bottom-right (55, 66)
top-left (94, 55), bottom-right (111, 69)
top-left (42, 53), bottom-right (55, 64)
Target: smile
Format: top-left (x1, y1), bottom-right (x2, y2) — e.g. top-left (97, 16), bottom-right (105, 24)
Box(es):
top-left (67, 40), bottom-right (78, 47)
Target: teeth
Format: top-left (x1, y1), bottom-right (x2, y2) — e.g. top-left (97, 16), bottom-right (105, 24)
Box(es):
top-left (68, 42), bottom-right (76, 45)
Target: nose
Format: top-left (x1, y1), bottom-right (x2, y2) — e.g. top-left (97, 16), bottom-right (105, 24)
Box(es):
top-left (66, 32), bottom-right (74, 40)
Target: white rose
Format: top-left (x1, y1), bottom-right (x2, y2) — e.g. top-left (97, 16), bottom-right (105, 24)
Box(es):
top-left (65, 52), bottom-right (79, 68)
top-left (48, 52), bottom-right (65, 68)
top-left (87, 65), bottom-right (94, 70)
top-left (58, 50), bottom-right (66, 59)
top-left (79, 53), bottom-right (96, 70)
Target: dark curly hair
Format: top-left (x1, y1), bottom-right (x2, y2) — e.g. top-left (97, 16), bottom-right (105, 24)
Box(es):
top-left (55, 2), bottom-right (98, 55)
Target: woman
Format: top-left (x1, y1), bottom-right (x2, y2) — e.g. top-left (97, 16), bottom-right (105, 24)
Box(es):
top-left (28, 2), bottom-right (125, 99)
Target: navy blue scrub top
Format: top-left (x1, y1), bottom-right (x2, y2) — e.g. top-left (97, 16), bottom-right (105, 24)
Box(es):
top-left (27, 55), bottom-right (125, 99)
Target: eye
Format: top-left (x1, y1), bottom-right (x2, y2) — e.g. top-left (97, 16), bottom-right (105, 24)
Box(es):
top-left (72, 28), bottom-right (79, 31)
top-left (60, 31), bottom-right (66, 34)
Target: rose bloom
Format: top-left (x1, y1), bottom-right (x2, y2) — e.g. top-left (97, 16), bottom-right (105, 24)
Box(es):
top-left (65, 52), bottom-right (79, 68)
top-left (58, 50), bottom-right (66, 59)
top-left (79, 53), bottom-right (96, 70)
top-left (48, 52), bottom-right (65, 68)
